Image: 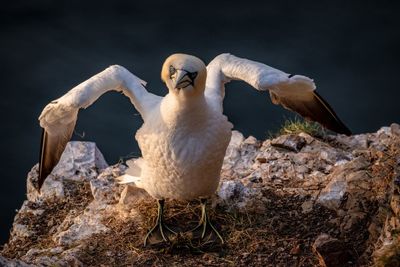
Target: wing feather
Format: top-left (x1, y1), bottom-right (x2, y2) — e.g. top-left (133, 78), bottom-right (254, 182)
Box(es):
top-left (37, 65), bottom-right (159, 191)
top-left (38, 120), bottom-right (75, 189)
top-left (270, 90), bottom-right (351, 135)
top-left (206, 53), bottom-right (351, 135)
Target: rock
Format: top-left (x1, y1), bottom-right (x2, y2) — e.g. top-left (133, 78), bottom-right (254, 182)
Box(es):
top-left (21, 246), bottom-right (84, 267)
top-left (317, 157), bottom-right (370, 210)
top-left (271, 134), bottom-right (306, 152)
top-left (317, 178), bottom-right (346, 210)
top-left (27, 164), bottom-right (64, 201)
top-left (222, 130), bottom-right (244, 170)
top-left (51, 141), bottom-right (108, 179)
top-left (90, 164), bottom-right (126, 204)
top-left (390, 123), bottom-right (400, 136)
top-left (27, 142), bottom-right (108, 202)
top-left (312, 234), bottom-right (354, 267)
top-left (334, 134), bottom-right (369, 150)
top-left (0, 256), bottom-right (34, 267)
top-left (301, 200), bottom-right (313, 213)
top-left (119, 184), bottom-right (150, 206)
top-left (2, 127), bottom-right (400, 266)
top-left (377, 126), bottom-right (391, 136)
top-left (11, 223), bottom-right (34, 239)
top-left (54, 202), bottom-right (109, 246)
top-left (217, 180), bottom-right (265, 213)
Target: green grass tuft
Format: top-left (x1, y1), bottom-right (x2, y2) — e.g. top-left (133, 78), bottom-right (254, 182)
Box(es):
top-left (270, 117), bottom-right (326, 138)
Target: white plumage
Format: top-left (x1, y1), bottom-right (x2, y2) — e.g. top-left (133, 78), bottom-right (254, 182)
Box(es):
top-left (128, 91), bottom-right (232, 200)
top-left (37, 53), bottom-right (350, 244)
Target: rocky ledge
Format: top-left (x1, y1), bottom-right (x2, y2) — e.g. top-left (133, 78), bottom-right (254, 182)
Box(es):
top-left (1, 125), bottom-right (400, 267)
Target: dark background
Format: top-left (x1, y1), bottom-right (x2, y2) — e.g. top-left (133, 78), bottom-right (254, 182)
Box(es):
top-left (1, 0), bottom-right (399, 245)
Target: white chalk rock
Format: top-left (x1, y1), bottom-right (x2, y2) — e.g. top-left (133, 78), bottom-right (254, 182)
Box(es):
top-left (317, 157), bottom-right (370, 210)
top-left (52, 141), bottom-right (108, 180)
top-left (90, 164), bottom-right (126, 203)
top-left (21, 246), bottom-right (84, 267)
top-left (27, 142), bottom-right (108, 201)
top-left (217, 180), bottom-right (265, 213)
top-left (222, 130), bottom-right (244, 170)
top-left (54, 202), bottom-right (109, 246)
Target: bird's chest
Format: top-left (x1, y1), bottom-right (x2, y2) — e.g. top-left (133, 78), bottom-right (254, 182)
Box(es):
top-left (136, 113), bottom-right (231, 177)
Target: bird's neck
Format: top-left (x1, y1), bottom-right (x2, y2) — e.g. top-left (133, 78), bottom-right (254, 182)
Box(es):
top-left (160, 93), bottom-right (209, 128)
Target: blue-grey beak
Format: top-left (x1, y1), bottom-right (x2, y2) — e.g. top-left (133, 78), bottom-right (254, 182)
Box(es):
top-left (172, 70), bottom-right (197, 89)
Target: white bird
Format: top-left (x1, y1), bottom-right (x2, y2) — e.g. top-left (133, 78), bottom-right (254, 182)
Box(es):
top-left (37, 53), bottom-right (351, 245)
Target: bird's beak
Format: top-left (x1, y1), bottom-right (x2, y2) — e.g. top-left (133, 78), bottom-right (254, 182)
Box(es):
top-left (172, 70), bottom-right (193, 89)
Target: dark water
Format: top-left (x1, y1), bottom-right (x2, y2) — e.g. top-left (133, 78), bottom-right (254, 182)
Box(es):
top-left (1, 0), bottom-right (399, 245)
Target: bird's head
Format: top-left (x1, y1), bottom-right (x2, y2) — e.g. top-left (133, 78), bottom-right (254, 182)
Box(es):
top-left (161, 54), bottom-right (207, 98)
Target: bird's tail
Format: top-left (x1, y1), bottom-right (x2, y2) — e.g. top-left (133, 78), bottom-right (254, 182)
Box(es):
top-left (116, 158), bottom-right (144, 186)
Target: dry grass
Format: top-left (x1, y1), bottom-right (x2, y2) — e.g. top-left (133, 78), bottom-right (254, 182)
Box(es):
top-left (374, 236), bottom-right (400, 267)
top-left (1, 180), bottom-right (93, 259)
top-left (372, 135), bottom-right (400, 267)
top-left (2, 182), bottom-right (375, 266)
top-left (76, 191), bottom-right (345, 267)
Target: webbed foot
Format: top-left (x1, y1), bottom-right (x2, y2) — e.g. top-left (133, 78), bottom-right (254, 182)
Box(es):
top-left (144, 199), bottom-right (177, 246)
top-left (190, 198), bottom-right (224, 244)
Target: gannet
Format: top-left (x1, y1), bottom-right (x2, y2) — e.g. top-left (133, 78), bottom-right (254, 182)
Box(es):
top-left (37, 53), bottom-right (351, 245)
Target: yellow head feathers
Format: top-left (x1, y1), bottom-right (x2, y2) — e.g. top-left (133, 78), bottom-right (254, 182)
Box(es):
top-left (161, 54), bottom-right (207, 97)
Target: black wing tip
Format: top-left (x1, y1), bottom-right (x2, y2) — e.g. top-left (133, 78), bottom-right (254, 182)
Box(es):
top-left (327, 114), bottom-right (352, 136)
top-left (327, 112), bottom-right (352, 136)
top-left (340, 123), bottom-right (352, 136)
top-left (312, 91), bottom-right (352, 136)
top-left (324, 114), bottom-right (352, 136)
top-left (38, 128), bottom-right (47, 191)
top-left (334, 124), bottom-right (352, 136)
top-left (37, 169), bottom-right (48, 191)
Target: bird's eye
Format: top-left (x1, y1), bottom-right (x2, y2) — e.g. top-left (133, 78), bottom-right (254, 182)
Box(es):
top-left (169, 65), bottom-right (176, 77)
top-left (188, 72), bottom-right (198, 80)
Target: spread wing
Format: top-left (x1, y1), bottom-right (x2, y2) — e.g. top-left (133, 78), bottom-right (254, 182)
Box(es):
top-left (38, 65), bottom-right (162, 190)
top-left (205, 53), bottom-right (351, 135)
